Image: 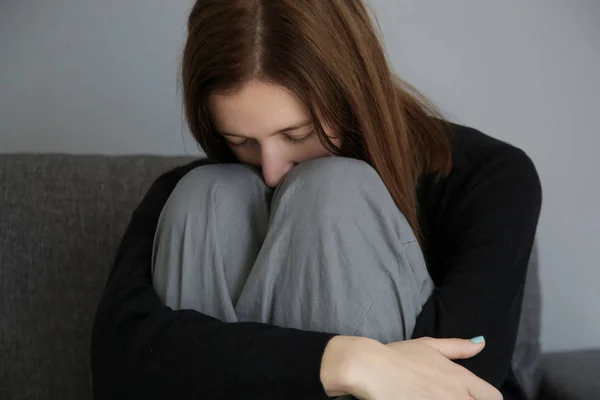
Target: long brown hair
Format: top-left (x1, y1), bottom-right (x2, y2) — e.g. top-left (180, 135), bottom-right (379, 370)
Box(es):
top-left (181, 0), bottom-right (453, 239)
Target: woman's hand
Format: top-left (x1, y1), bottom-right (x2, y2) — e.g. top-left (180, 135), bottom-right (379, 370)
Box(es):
top-left (320, 336), bottom-right (502, 400)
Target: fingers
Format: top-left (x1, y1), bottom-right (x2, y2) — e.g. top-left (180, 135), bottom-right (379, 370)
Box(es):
top-left (419, 337), bottom-right (486, 360)
top-left (465, 371), bottom-right (503, 400)
top-left (419, 337), bottom-right (502, 400)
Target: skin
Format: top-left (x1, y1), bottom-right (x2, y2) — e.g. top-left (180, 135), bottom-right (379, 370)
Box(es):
top-left (207, 80), bottom-right (502, 400)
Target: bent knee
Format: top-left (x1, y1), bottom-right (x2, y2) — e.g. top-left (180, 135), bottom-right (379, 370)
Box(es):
top-left (280, 157), bottom-right (384, 205)
top-left (276, 157), bottom-right (417, 239)
top-left (160, 164), bottom-right (266, 223)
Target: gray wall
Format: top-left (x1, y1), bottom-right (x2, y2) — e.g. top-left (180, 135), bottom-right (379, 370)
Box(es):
top-left (1, 0), bottom-right (598, 352)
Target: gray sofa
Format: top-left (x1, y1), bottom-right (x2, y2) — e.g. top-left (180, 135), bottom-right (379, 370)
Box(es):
top-left (1, 154), bottom-right (598, 399)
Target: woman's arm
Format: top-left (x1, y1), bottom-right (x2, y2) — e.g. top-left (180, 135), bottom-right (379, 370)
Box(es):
top-left (91, 158), bottom-right (506, 400)
top-left (412, 144), bottom-right (543, 388)
top-left (91, 160), bottom-right (336, 399)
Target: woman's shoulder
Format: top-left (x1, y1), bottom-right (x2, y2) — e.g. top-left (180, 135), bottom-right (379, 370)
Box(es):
top-left (445, 122), bottom-right (539, 183)
top-left (418, 122), bottom-right (541, 220)
top-left (447, 122), bottom-right (531, 165)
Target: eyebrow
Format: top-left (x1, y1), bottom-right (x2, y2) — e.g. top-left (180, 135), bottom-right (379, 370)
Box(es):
top-left (219, 120), bottom-right (312, 138)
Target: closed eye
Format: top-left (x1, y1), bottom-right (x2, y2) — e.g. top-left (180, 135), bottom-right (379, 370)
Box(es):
top-left (228, 138), bottom-right (252, 148)
top-left (226, 132), bottom-right (315, 148)
top-left (283, 131), bottom-right (315, 144)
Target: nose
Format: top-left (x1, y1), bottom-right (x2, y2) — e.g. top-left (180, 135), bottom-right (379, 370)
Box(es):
top-left (261, 154), bottom-right (295, 188)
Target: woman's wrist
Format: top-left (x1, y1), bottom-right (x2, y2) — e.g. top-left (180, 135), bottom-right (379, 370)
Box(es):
top-left (320, 335), bottom-right (382, 397)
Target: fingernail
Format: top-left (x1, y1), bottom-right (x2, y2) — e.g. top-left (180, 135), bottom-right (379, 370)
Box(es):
top-left (470, 336), bottom-right (485, 344)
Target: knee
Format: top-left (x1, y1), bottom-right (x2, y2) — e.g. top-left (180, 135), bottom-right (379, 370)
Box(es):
top-left (278, 157), bottom-right (384, 206)
top-left (159, 164), bottom-right (266, 225)
top-left (275, 157), bottom-right (417, 241)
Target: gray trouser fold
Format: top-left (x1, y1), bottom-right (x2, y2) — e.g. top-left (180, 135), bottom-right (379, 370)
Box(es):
top-left (152, 157), bottom-right (433, 344)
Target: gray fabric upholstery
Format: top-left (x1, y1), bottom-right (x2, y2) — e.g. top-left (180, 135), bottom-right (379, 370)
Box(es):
top-left (538, 350), bottom-right (600, 400)
top-left (0, 154), bottom-right (194, 399)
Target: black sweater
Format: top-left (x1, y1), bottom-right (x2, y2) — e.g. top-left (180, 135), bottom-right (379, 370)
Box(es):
top-left (91, 123), bottom-right (542, 399)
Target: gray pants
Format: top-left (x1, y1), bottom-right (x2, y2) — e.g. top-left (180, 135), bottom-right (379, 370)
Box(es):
top-left (152, 157), bottom-right (433, 343)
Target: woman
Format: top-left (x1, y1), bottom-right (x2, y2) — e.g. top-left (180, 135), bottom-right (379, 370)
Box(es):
top-left (91, 1), bottom-right (541, 399)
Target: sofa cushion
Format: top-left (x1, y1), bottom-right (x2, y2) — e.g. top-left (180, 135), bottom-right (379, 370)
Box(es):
top-left (0, 154), bottom-right (194, 399)
top-left (538, 350), bottom-right (600, 400)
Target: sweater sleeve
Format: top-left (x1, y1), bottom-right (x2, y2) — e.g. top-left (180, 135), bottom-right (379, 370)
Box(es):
top-left (411, 146), bottom-right (542, 388)
top-left (91, 160), bottom-right (336, 399)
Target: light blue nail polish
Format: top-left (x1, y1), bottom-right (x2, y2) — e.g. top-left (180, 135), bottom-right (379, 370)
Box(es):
top-left (470, 336), bottom-right (485, 344)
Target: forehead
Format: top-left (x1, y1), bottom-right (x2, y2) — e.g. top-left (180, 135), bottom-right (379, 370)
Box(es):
top-left (208, 81), bottom-right (311, 137)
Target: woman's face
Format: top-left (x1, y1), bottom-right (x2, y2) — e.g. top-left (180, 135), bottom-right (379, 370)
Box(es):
top-left (208, 80), bottom-right (340, 187)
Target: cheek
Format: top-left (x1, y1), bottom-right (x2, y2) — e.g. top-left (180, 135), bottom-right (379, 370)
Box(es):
top-left (325, 126), bottom-right (343, 149)
top-left (295, 139), bottom-right (336, 163)
top-left (230, 147), bottom-right (261, 166)
top-left (330, 136), bottom-right (342, 149)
